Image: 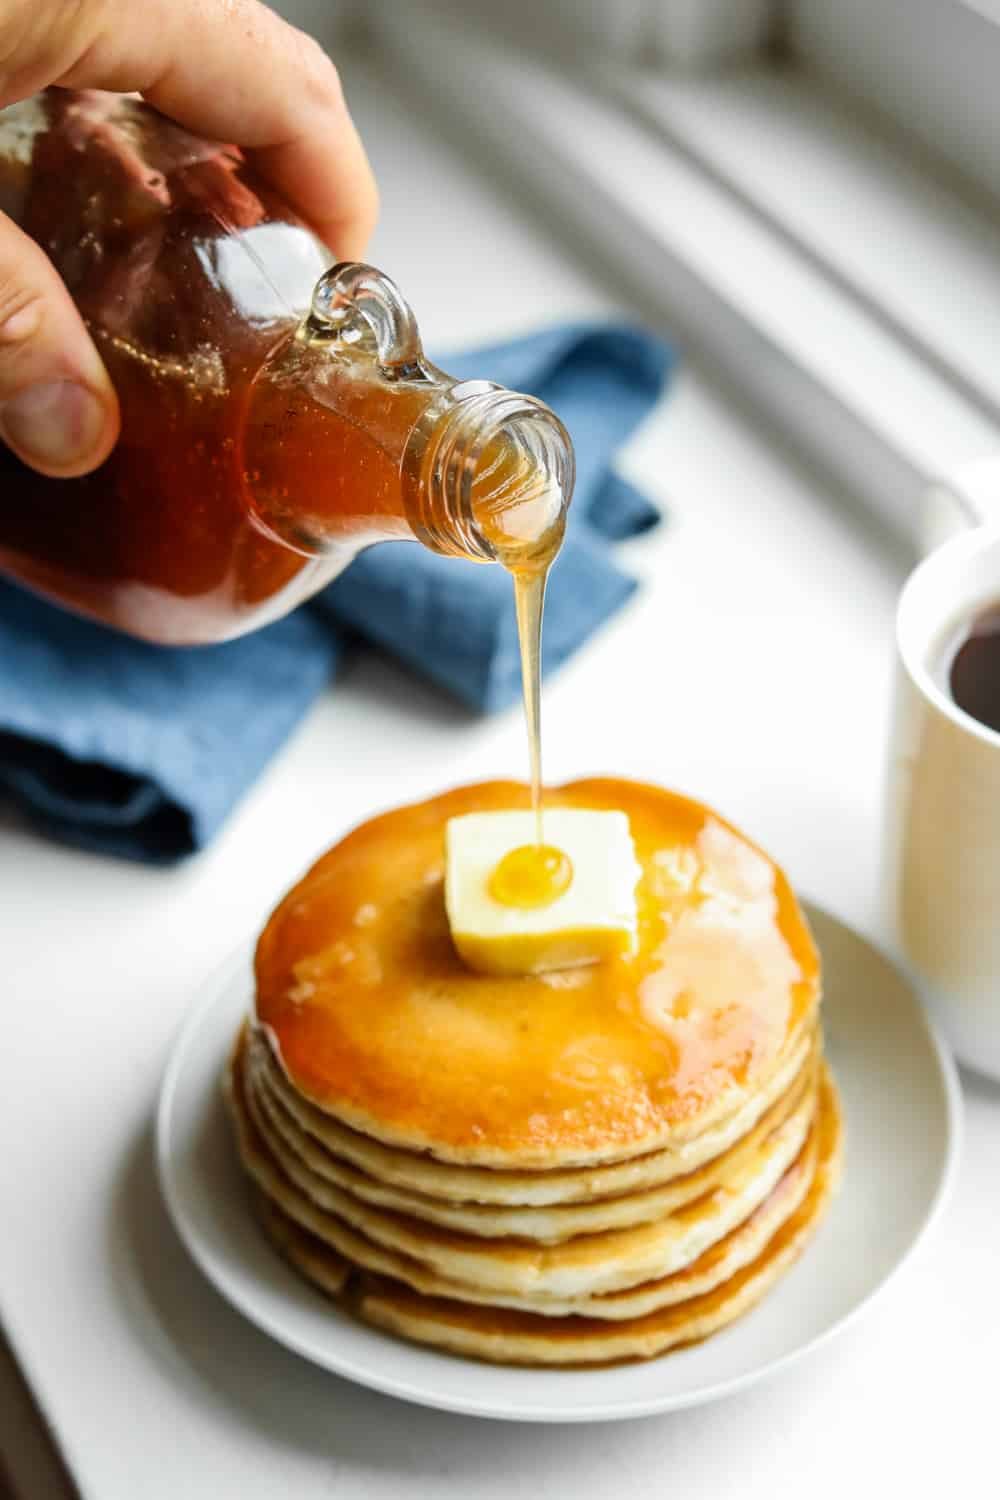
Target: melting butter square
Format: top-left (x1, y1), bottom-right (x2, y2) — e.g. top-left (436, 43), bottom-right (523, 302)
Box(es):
top-left (445, 809), bottom-right (641, 977)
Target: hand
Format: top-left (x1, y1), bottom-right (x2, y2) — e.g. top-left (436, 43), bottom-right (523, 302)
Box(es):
top-left (0, 0), bottom-right (377, 478)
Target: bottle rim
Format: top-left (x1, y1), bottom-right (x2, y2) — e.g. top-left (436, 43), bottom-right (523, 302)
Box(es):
top-left (411, 388), bottom-right (576, 566)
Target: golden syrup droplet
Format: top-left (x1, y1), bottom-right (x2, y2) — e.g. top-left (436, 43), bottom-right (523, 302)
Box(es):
top-left (489, 844), bottom-right (573, 909)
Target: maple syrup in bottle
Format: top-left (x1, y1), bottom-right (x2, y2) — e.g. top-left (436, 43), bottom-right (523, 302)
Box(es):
top-left (0, 90), bottom-right (574, 646)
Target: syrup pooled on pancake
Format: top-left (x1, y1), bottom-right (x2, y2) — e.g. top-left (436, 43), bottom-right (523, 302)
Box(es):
top-left (489, 843), bottom-right (573, 909)
top-left (232, 778), bottom-right (841, 1367)
top-left (254, 778), bottom-right (819, 1167)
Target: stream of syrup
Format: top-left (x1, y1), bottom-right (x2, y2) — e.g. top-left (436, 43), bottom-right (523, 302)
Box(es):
top-left (467, 438), bottom-right (571, 910)
top-left (513, 569), bottom-right (546, 847)
top-left (486, 567), bottom-right (569, 909)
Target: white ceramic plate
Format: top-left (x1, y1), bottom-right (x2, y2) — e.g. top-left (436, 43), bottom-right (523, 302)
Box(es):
top-left (156, 903), bottom-right (960, 1423)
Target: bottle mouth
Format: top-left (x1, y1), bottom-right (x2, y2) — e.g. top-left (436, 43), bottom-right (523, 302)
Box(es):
top-left (408, 388), bottom-right (575, 570)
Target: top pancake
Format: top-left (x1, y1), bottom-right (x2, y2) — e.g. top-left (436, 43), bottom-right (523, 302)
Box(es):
top-left (255, 779), bottom-right (819, 1168)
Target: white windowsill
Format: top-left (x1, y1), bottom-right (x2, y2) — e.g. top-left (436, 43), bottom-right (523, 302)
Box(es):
top-left (369, 5), bottom-right (1000, 545)
top-left (614, 60), bottom-right (1000, 428)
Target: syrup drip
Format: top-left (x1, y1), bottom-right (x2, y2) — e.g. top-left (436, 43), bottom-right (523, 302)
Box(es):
top-left (513, 569), bottom-right (546, 847)
top-left (467, 425), bottom-right (571, 895)
top-left (489, 841), bottom-right (573, 909)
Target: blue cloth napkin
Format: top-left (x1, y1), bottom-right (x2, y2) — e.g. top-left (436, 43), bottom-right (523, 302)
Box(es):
top-left (0, 324), bottom-right (673, 862)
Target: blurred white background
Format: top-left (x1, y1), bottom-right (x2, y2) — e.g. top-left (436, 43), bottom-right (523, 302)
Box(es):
top-left (270, 0), bottom-right (1000, 539)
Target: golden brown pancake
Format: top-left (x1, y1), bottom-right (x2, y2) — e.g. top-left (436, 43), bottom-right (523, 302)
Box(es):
top-left (254, 779), bottom-right (820, 1167)
top-left (228, 1039), bottom-right (818, 1300)
top-left (258, 1125), bottom-right (819, 1321)
top-left (228, 778), bottom-right (842, 1366)
top-left (247, 1022), bottom-right (815, 1207)
top-left (255, 1069), bottom-right (841, 1361)
top-left (246, 1028), bottom-right (817, 1242)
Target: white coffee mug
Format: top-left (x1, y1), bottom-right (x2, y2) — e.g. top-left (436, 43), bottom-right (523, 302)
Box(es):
top-left (884, 516), bottom-right (1000, 1080)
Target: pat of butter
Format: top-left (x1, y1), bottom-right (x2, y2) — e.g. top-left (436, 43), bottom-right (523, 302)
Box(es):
top-left (445, 809), bottom-right (641, 977)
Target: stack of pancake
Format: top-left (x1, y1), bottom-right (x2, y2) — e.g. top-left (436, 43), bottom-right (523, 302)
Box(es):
top-left (226, 779), bottom-right (842, 1366)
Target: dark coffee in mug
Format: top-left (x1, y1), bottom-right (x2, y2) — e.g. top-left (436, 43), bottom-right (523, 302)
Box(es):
top-left (946, 598), bottom-right (1000, 734)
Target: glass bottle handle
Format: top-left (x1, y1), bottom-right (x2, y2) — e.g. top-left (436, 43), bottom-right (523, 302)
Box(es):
top-left (306, 262), bottom-right (425, 378)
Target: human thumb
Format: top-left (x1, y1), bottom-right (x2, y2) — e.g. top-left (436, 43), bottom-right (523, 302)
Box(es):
top-left (0, 211), bottom-right (119, 477)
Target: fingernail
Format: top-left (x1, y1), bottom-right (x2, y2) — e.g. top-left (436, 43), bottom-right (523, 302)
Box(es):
top-left (0, 380), bottom-right (106, 469)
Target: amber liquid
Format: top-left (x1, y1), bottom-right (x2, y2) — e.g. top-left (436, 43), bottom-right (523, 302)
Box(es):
top-left (0, 324), bottom-right (553, 643)
top-left (0, 89), bottom-right (485, 642)
top-left (0, 345), bottom-right (311, 643)
top-left (479, 568), bottom-right (571, 911)
top-left (514, 571), bottom-right (547, 845)
top-left (256, 775), bottom-right (820, 1159)
top-left (4, 89), bottom-right (576, 919)
top-left (254, 350), bottom-right (569, 879)
top-left (465, 429), bottom-right (567, 900)
top-left (1, 320), bottom-right (570, 898)
top-left (0, 316), bottom-right (569, 865)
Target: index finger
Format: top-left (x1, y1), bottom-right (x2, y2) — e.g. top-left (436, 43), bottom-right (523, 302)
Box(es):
top-left (0, 0), bottom-right (378, 258)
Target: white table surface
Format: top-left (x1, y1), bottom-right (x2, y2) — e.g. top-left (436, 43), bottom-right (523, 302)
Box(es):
top-left (3, 47), bottom-right (997, 1500)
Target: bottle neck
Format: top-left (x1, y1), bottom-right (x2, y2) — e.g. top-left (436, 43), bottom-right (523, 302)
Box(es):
top-left (242, 262), bottom-right (575, 573)
top-left (405, 387), bottom-right (575, 573)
